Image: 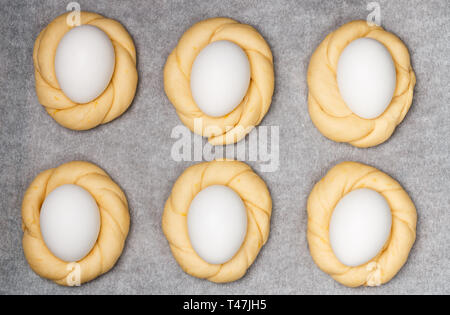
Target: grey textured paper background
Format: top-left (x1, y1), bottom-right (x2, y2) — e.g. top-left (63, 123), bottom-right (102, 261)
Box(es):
top-left (1, 0), bottom-right (449, 295)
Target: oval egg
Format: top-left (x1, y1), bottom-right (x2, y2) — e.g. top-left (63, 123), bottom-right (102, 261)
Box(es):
top-left (329, 188), bottom-right (392, 267)
top-left (40, 184), bottom-right (101, 262)
top-left (337, 38), bottom-right (396, 119)
top-left (55, 25), bottom-right (115, 104)
top-left (187, 185), bottom-right (248, 265)
top-left (190, 40), bottom-right (251, 117)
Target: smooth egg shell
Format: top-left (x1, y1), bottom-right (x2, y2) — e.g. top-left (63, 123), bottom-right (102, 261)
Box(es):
top-left (187, 185), bottom-right (248, 265)
top-left (40, 184), bottom-right (101, 262)
top-left (337, 38), bottom-right (396, 119)
top-left (190, 40), bottom-right (251, 117)
top-left (329, 188), bottom-right (392, 267)
top-left (55, 25), bottom-right (115, 104)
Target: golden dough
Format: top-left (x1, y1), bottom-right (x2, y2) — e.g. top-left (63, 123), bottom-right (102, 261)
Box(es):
top-left (22, 161), bottom-right (130, 286)
top-left (33, 12), bottom-right (138, 130)
top-left (164, 18), bottom-right (274, 145)
top-left (162, 160), bottom-right (272, 283)
top-left (307, 161), bottom-right (417, 287)
top-left (307, 20), bottom-right (416, 148)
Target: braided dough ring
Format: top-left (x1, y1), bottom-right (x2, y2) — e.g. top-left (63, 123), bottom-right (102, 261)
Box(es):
top-left (22, 161), bottom-right (130, 286)
top-left (164, 18), bottom-right (274, 145)
top-left (162, 160), bottom-right (272, 283)
top-left (307, 20), bottom-right (416, 148)
top-left (33, 11), bottom-right (138, 130)
top-left (307, 161), bottom-right (417, 287)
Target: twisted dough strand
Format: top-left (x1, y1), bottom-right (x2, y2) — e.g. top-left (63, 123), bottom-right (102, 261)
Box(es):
top-left (22, 161), bottom-right (130, 286)
top-left (162, 160), bottom-right (272, 283)
top-left (307, 162), bottom-right (417, 287)
top-left (307, 20), bottom-right (415, 148)
top-left (33, 12), bottom-right (138, 130)
top-left (164, 18), bottom-right (274, 145)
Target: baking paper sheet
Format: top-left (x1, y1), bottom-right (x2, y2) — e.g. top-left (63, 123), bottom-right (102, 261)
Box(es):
top-left (0, 0), bottom-right (449, 294)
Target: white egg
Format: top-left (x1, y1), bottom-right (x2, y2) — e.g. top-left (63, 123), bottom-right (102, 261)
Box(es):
top-left (40, 184), bottom-right (101, 262)
top-left (337, 38), bottom-right (396, 119)
top-left (187, 185), bottom-right (248, 264)
top-left (329, 188), bottom-right (392, 267)
top-left (190, 40), bottom-right (251, 117)
top-left (55, 25), bottom-right (115, 104)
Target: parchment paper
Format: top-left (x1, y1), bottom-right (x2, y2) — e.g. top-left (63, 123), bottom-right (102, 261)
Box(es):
top-left (0, 0), bottom-right (449, 294)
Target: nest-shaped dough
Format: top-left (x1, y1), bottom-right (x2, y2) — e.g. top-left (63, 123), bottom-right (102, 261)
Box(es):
top-left (307, 161), bottom-right (417, 287)
top-left (22, 161), bottom-right (130, 286)
top-left (162, 160), bottom-right (272, 283)
top-left (33, 11), bottom-right (138, 130)
top-left (307, 20), bottom-right (416, 148)
top-left (164, 18), bottom-right (275, 145)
